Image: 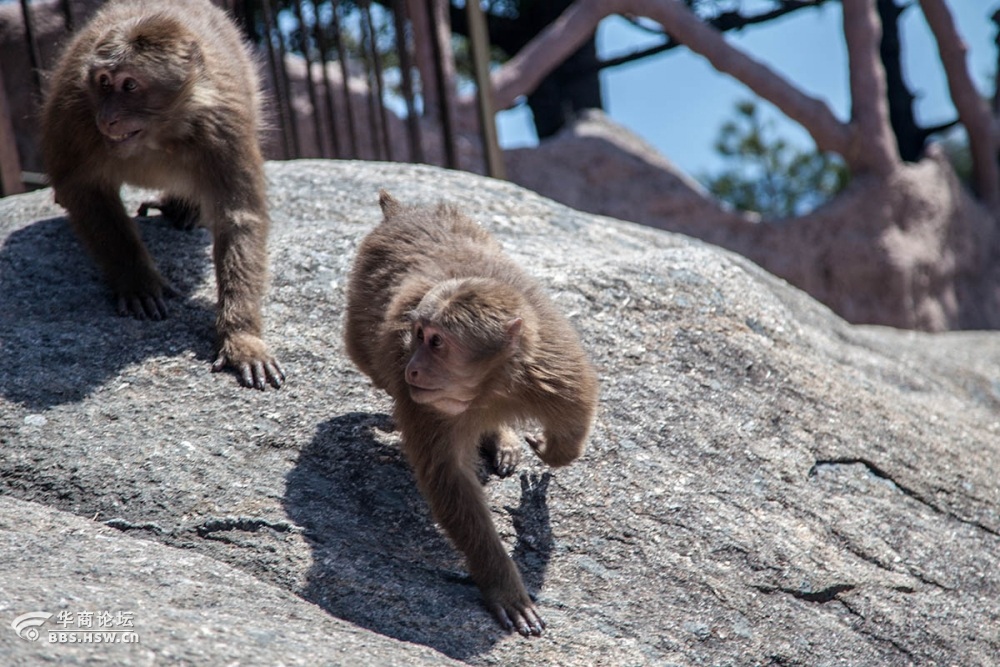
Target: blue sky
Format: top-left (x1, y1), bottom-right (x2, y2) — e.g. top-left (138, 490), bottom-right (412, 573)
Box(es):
top-left (495, 2), bottom-right (996, 179)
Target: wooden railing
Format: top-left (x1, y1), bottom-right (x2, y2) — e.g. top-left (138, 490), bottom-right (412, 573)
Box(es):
top-left (0, 0), bottom-right (504, 197)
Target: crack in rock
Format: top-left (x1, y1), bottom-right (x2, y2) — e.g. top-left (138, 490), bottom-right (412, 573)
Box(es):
top-left (752, 583), bottom-right (856, 604)
top-left (104, 518), bottom-right (166, 534)
top-left (808, 458), bottom-right (998, 537)
top-left (194, 516), bottom-right (302, 538)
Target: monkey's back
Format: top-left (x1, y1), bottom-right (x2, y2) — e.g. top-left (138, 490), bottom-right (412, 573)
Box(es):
top-left (345, 198), bottom-right (593, 404)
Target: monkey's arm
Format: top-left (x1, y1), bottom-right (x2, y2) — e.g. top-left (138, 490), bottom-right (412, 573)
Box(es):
top-left (58, 181), bottom-right (172, 320)
top-left (526, 390), bottom-right (597, 468)
top-left (404, 417), bottom-right (545, 636)
top-left (209, 201), bottom-right (285, 390)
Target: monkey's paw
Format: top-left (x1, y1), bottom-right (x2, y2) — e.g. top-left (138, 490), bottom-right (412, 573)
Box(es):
top-left (486, 591), bottom-right (546, 637)
top-left (115, 281), bottom-right (176, 321)
top-left (481, 426), bottom-right (522, 478)
top-left (138, 196), bottom-right (201, 230)
top-left (213, 333), bottom-right (286, 390)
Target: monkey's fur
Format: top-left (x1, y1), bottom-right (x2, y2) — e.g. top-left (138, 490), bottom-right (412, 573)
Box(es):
top-left (345, 191), bottom-right (599, 635)
top-left (41, 0), bottom-right (283, 389)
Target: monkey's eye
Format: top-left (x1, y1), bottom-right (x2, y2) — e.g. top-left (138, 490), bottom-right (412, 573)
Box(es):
top-left (429, 334), bottom-right (443, 349)
top-left (122, 78), bottom-right (138, 92)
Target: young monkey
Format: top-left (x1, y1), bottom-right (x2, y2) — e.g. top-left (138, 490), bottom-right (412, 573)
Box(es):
top-left (344, 191), bottom-right (599, 635)
top-left (40, 0), bottom-right (284, 389)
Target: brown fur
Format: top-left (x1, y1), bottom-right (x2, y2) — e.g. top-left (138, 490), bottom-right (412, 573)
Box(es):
top-left (40, 0), bottom-right (283, 389)
top-left (344, 191), bottom-right (599, 635)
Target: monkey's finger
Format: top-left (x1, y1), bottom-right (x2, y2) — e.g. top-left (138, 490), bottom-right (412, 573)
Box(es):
top-left (153, 295), bottom-right (170, 319)
top-left (265, 360), bottom-right (285, 389)
top-left (237, 362), bottom-right (255, 389)
top-left (141, 295), bottom-right (166, 321)
top-left (510, 605), bottom-right (545, 636)
top-left (488, 603), bottom-right (515, 633)
top-left (250, 361), bottom-right (268, 391)
top-left (125, 296), bottom-right (146, 320)
top-left (211, 354), bottom-right (226, 373)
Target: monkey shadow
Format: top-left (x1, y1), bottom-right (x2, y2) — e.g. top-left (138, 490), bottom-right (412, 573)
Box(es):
top-left (283, 412), bottom-right (554, 660)
top-left (0, 215), bottom-right (216, 409)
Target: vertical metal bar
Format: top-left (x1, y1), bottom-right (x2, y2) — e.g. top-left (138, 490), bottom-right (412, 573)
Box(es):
top-left (18, 0), bottom-right (43, 93)
top-left (0, 67), bottom-right (25, 196)
top-left (359, 5), bottom-right (384, 159)
top-left (310, 1), bottom-right (342, 157)
top-left (362, 1), bottom-right (393, 161)
top-left (424, 0), bottom-right (456, 169)
top-left (261, 0), bottom-right (295, 158)
top-left (330, 1), bottom-right (359, 158)
top-left (263, 0), bottom-right (301, 157)
top-left (292, 0), bottom-right (328, 157)
top-left (465, 0), bottom-right (505, 179)
top-left (392, 0), bottom-right (423, 163)
top-left (58, 0), bottom-right (75, 33)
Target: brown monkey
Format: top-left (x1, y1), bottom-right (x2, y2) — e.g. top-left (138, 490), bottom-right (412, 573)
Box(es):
top-left (344, 191), bottom-right (599, 635)
top-left (40, 0), bottom-right (284, 390)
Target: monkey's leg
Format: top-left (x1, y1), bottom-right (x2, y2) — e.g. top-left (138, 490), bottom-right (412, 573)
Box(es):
top-left (479, 425), bottom-right (521, 478)
top-left (410, 432), bottom-right (544, 636)
top-left (61, 183), bottom-right (172, 320)
top-left (138, 196), bottom-right (200, 230)
top-left (210, 207), bottom-right (285, 390)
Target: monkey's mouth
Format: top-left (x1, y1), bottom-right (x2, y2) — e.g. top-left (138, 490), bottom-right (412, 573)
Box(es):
top-left (105, 130), bottom-right (142, 144)
top-left (408, 386), bottom-right (473, 415)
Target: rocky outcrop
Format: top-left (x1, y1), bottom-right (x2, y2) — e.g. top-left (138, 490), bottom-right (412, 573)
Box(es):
top-left (1, 160), bottom-right (998, 665)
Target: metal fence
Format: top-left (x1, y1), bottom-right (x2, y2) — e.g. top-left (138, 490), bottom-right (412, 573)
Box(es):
top-left (0, 0), bottom-right (504, 197)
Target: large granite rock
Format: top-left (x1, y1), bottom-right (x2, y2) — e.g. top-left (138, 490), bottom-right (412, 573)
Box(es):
top-left (1, 160), bottom-right (997, 665)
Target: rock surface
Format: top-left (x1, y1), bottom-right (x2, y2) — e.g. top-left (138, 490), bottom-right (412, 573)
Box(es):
top-left (1, 160), bottom-right (998, 665)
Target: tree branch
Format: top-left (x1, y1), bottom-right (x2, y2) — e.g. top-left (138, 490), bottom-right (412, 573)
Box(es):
top-left (918, 0), bottom-right (1000, 208)
top-left (596, 1), bottom-right (831, 73)
top-left (474, 0), bottom-right (852, 161)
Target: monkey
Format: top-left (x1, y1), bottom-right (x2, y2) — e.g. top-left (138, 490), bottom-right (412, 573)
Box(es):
top-left (344, 191), bottom-right (599, 635)
top-left (40, 0), bottom-right (284, 390)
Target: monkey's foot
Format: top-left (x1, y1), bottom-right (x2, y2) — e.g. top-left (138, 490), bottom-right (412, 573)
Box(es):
top-left (213, 333), bottom-right (285, 390)
top-left (486, 590), bottom-right (546, 637)
top-left (480, 426), bottom-right (522, 478)
top-left (138, 197), bottom-right (200, 230)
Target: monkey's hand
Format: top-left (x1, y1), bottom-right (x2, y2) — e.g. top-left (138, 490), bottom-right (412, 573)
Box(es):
top-left (485, 585), bottom-right (546, 637)
top-left (213, 332), bottom-right (286, 390)
top-left (138, 197), bottom-right (201, 231)
top-left (115, 279), bottom-right (176, 321)
top-left (481, 426), bottom-right (522, 478)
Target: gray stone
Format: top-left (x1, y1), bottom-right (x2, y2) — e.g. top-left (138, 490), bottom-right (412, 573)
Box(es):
top-left (1, 160), bottom-right (998, 665)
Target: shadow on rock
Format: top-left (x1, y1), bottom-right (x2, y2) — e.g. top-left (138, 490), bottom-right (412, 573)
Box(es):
top-left (284, 412), bottom-right (554, 660)
top-left (0, 215), bottom-right (216, 409)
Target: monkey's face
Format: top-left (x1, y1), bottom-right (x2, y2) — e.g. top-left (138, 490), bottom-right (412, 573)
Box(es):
top-left (404, 322), bottom-right (484, 416)
top-left (87, 66), bottom-right (178, 156)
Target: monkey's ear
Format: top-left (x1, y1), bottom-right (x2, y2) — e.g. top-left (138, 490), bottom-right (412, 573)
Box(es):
top-left (379, 189), bottom-right (402, 217)
top-left (505, 317), bottom-right (523, 350)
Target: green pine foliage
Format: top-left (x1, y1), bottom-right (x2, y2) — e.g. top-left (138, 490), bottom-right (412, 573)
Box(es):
top-left (700, 100), bottom-right (849, 218)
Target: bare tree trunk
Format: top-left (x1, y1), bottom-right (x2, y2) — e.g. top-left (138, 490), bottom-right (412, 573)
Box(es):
top-left (919, 0), bottom-right (1000, 209)
top-left (842, 0), bottom-right (898, 174)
